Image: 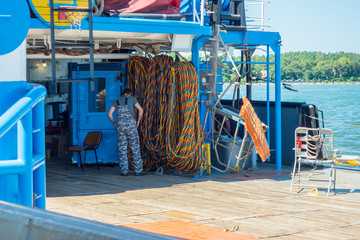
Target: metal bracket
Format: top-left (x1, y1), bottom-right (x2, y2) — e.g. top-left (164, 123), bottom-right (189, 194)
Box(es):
top-left (154, 167), bottom-right (163, 175)
top-left (116, 39), bottom-right (122, 49)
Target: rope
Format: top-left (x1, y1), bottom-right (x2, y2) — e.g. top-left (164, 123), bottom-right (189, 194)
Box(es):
top-left (303, 114), bottom-right (360, 128)
top-left (166, 60), bottom-right (205, 173)
top-left (93, 0), bottom-right (104, 16)
top-left (123, 55), bottom-right (205, 174)
top-left (337, 148), bottom-right (360, 154)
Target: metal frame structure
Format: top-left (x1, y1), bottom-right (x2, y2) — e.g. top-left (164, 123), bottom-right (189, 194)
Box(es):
top-left (192, 31), bottom-right (282, 170)
top-left (0, 84), bottom-right (47, 208)
top-left (202, 81), bottom-right (255, 172)
top-left (49, 0), bottom-right (95, 92)
top-left (0, 0), bottom-right (283, 211)
top-left (26, 0), bottom-right (282, 170)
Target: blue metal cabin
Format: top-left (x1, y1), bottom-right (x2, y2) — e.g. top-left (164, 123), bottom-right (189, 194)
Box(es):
top-left (1, 0), bottom-right (282, 208)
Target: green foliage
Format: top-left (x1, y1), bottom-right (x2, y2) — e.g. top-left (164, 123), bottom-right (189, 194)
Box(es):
top-left (219, 52), bottom-right (360, 83)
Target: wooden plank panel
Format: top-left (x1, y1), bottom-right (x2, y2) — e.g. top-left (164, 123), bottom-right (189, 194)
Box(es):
top-left (45, 160), bottom-right (360, 240)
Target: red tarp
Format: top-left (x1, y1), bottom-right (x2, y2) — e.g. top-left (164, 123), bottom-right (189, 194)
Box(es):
top-left (104, 0), bottom-right (181, 14)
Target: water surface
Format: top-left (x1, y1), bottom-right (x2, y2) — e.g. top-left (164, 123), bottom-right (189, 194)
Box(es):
top-left (222, 84), bottom-right (360, 155)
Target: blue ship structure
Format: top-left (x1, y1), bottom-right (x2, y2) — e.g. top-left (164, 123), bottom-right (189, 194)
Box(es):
top-left (0, 0), bottom-right (282, 210)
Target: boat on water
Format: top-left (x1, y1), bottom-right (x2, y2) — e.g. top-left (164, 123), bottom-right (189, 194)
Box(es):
top-left (1, 0), bottom-right (360, 239)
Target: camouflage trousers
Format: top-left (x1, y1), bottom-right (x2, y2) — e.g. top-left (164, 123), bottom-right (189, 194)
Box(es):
top-left (117, 119), bottom-right (143, 174)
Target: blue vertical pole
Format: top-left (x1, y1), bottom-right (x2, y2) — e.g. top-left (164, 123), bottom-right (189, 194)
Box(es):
top-left (192, 36), bottom-right (202, 178)
top-left (192, 38), bottom-right (200, 81)
top-left (266, 45), bottom-right (270, 162)
top-left (17, 112), bottom-right (33, 207)
top-left (274, 44), bottom-right (282, 170)
top-left (33, 164), bottom-right (46, 209)
top-left (192, 36), bottom-right (208, 130)
top-left (32, 102), bottom-right (46, 209)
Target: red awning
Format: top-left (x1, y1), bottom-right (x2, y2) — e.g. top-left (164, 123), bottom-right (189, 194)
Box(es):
top-left (104, 0), bottom-right (181, 14)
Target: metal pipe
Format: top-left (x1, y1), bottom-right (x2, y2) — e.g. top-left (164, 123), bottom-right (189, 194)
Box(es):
top-left (17, 111), bottom-right (33, 207)
top-left (235, 128), bottom-right (248, 167)
top-left (88, 0), bottom-right (94, 83)
top-left (216, 61), bottom-right (276, 65)
top-left (241, 140), bottom-right (254, 169)
top-left (246, 51), bottom-right (252, 100)
top-left (117, 13), bottom-right (182, 19)
top-left (193, 0), bottom-right (196, 22)
top-left (275, 44), bottom-right (282, 170)
top-left (50, 0), bottom-right (56, 93)
top-left (0, 160), bottom-right (26, 175)
top-left (26, 53), bottom-right (132, 59)
top-left (261, 0), bottom-right (264, 31)
top-left (266, 45), bottom-right (270, 162)
top-left (200, 0), bottom-right (204, 26)
top-left (0, 85), bottom-right (47, 138)
top-left (32, 101), bottom-right (46, 209)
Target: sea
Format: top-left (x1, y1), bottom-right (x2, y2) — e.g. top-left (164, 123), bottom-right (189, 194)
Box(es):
top-left (221, 84), bottom-right (360, 156)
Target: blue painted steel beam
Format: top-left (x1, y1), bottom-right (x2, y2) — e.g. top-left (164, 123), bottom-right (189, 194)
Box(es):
top-left (32, 97), bottom-right (46, 209)
top-left (93, 17), bottom-right (212, 35)
top-left (33, 164), bottom-right (46, 209)
top-left (29, 17), bottom-right (212, 36)
top-left (0, 85), bottom-right (46, 138)
top-left (274, 44), bottom-right (282, 170)
top-left (192, 36), bottom-right (211, 133)
top-left (0, 84), bottom-right (47, 208)
top-left (17, 111), bottom-right (33, 207)
top-left (0, 159), bottom-right (26, 175)
top-left (220, 31), bottom-right (281, 49)
top-left (222, 61), bottom-right (276, 65)
top-left (266, 45), bottom-right (270, 162)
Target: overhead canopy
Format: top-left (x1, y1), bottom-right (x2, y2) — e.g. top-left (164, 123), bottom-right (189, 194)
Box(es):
top-left (104, 0), bottom-right (181, 14)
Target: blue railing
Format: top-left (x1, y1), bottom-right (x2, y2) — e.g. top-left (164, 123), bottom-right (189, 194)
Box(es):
top-left (0, 84), bottom-right (47, 209)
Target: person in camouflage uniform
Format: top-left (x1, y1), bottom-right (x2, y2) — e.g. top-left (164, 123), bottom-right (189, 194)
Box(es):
top-left (108, 89), bottom-right (145, 176)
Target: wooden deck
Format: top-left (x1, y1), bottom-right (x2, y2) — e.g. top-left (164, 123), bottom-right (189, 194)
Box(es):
top-left (46, 159), bottom-right (360, 239)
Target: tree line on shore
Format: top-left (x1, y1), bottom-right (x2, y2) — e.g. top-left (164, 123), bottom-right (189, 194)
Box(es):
top-left (221, 51), bottom-right (360, 83)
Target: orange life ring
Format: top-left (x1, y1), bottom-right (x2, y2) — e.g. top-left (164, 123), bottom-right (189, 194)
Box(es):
top-left (214, 114), bottom-right (231, 134)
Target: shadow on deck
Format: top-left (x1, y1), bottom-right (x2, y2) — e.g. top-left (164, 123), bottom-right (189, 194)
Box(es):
top-left (46, 158), bottom-right (292, 198)
top-left (45, 159), bottom-right (360, 240)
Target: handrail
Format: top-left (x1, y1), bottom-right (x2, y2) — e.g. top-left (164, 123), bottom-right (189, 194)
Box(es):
top-left (192, 0), bottom-right (205, 26)
top-left (0, 83), bottom-right (47, 209)
top-left (0, 84), bottom-right (46, 138)
top-left (0, 200), bottom-right (175, 240)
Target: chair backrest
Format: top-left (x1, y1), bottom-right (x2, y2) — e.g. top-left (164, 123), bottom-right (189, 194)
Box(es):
top-left (295, 127), bottom-right (333, 161)
top-left (318, 128), bottom-right (333, 160)
top-left (83, 131), bottom-right (102, 147)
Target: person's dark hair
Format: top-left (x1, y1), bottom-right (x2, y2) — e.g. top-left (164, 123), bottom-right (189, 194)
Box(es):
top-left (122, 88), bottom-right (132, 95)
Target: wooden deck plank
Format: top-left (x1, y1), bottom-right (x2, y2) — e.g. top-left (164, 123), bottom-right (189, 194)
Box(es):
top-left (45, 160), bottom-right (360, 239)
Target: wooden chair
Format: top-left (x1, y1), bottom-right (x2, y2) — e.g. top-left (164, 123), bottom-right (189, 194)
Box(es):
top-left (67, 131), bottom-right (102, 171)
top-left (290, 127), bottom-right (336, 196)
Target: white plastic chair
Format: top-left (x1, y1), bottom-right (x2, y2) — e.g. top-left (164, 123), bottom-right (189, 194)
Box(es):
top-left (290, 127), bottom-right (336, 196)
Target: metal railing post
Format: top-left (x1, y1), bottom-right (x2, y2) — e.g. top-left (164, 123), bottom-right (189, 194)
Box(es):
top-left (0, 85), bottom-right (47, 208)
top-left (17, 111), bottom-right (33, 207)
top-left (200, 0), bottom-right (204, 26)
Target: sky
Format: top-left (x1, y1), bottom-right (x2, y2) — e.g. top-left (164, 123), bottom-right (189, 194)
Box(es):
top-left (248, 0), bottom-right (360, 54)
